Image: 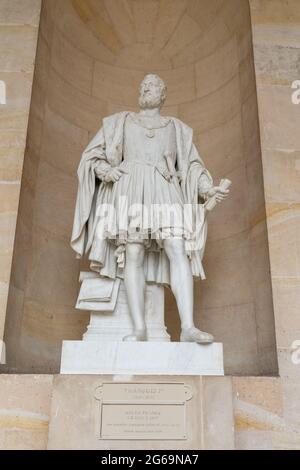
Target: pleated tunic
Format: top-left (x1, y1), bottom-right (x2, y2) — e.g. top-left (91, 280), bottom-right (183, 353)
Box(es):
top-left (103, 113), bottom-right (186, 246)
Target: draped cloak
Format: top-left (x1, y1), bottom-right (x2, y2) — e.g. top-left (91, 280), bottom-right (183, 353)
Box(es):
top-left (71, 112), bottom-right (213, 286)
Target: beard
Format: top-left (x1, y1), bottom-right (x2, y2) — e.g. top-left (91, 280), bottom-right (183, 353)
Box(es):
top-left (139, 93), bottom-right (163, 109)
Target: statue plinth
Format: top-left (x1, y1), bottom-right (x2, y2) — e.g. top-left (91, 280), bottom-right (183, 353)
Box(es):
top-left (60, 341), bottom-right (224, 375)
top-left (60, 278), bottom-right (224, 375)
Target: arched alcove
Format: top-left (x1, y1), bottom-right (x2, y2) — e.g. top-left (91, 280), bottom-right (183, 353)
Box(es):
top-left (4, 0), bottom-right (278, 375)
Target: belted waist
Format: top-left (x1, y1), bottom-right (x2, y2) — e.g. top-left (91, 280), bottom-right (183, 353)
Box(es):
top-left (122, 159), bottom-right (160, 167)
top-left (120, 156), bottom-right (181, 181)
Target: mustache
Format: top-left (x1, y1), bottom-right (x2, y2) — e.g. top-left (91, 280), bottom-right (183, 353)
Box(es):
top-left (139, 93), bottom-right (164, 108)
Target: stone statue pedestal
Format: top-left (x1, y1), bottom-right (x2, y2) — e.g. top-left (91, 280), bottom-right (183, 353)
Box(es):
top-left (60, 341), bottom-right (224, 375)
top-left (83, 282), bottom-right (170, 342)
top-left (60, 279), bottom-right (224, 375)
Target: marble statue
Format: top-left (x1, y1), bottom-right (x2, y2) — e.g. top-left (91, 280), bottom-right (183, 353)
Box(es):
top-left (71, 74), bottom-right (230, 344)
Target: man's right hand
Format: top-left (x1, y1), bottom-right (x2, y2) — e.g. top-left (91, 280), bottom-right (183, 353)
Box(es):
top-left (104, 167), bottom-right (127, 183)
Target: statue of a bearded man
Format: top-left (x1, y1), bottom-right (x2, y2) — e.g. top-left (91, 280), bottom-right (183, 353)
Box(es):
top-left (71, 74), bottom-right (229, 343)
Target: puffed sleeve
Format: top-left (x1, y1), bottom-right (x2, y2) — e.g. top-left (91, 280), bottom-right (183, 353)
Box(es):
top-left (197, 172), bottom-right (214, 200)
top-left (91, 143), bottom-right (112, 180)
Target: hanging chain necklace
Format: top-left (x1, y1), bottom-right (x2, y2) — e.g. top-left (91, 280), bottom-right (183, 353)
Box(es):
top-left (130, 113), bottom-right (170, 138)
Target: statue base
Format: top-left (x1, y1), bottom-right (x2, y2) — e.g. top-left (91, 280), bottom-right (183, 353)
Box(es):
top-left (60, 341), bottom-right (224, 376)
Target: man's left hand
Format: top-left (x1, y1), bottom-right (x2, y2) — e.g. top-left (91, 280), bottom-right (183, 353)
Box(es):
top-left (207, 186), bottom-right (229, 203)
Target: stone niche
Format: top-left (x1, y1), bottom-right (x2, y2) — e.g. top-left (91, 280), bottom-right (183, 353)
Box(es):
top-left (3, 0), bottom-right (278, 376)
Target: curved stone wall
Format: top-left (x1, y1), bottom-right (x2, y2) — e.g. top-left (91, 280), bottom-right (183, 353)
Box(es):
top-left (4, 0), bottom-right (277, 374)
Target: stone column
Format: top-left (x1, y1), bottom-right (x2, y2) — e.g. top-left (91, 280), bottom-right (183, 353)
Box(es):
top-left (0, 0), bottom-right (42, 358)
top-left (249, 0), bottom-right (300, 380)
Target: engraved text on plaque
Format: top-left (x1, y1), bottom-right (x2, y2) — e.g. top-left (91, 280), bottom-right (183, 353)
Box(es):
top-left (95, 382), bottom-right (193, 440)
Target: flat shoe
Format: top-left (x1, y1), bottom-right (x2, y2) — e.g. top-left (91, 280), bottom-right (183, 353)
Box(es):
top-left (123, 330), bottom-right (147, 342)
top-left (180, 326), bottom-right (214, 344)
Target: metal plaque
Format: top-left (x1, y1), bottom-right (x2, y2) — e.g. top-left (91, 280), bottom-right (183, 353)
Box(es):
top-left (95, 382), bottom-right (193, 440)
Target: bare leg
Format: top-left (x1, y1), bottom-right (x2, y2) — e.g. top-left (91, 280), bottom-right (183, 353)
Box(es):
top-left (164, 238), bottom-right (213, 343)
top-left (163, 238), bottom-right (194, 329)
top-left (123, 242), bottom-right (147, 341)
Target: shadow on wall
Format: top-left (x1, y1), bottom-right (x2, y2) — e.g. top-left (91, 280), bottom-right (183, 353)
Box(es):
top-left (3, 0), bottom-right (278, 376)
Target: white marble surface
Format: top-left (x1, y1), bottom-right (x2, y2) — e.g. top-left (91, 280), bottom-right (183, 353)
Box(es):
top-left (71, 74), bottom-right (230, 349)
top-left (83, 282), bottom-right (170, 342)
top-left (60, 341), bottom-right (224, 376)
